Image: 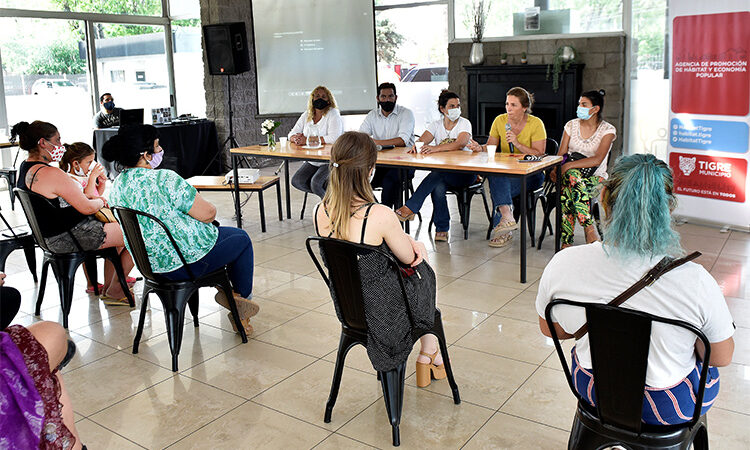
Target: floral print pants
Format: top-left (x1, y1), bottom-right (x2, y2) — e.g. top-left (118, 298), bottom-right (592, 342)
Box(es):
top-left (560, 169), bottom-right (603, 245)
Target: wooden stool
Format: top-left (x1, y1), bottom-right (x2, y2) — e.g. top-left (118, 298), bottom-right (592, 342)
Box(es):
top-left (187, 175), bottom-right (282, 232)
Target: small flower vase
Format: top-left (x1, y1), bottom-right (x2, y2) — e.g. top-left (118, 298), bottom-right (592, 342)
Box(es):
top-left (267, 132), bottom-right (276, 148)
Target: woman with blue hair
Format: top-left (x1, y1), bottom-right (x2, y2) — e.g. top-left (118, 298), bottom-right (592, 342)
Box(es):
top-left (535, 153), bottom-right (735, 425)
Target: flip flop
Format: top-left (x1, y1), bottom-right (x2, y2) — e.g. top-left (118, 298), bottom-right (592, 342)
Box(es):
top-left (100, 294), bottom-right (131, 306)
top-left (491, 220), bottom-right (518, 237)
top-left (85, 283), bottom-right (104, 294)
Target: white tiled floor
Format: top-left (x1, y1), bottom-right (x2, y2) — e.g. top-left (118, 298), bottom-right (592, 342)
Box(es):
top-left (2, 163), bottom-right (749, 449)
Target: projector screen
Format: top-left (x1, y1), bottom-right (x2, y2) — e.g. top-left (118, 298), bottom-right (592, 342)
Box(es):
top-left (252, 0), bottom-right (377, 116)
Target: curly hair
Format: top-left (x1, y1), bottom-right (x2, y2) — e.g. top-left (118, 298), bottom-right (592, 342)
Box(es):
top-left (306, 86), bottom-right (337, 120)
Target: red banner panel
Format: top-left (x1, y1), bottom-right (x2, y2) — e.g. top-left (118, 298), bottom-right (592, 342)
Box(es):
top-left (670, 153), bottom-right (747, 203)
top-left (671, 12), bottom-right (749, 116)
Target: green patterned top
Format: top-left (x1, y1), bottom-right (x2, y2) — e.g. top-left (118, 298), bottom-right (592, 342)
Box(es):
top-left (109, 168), bottom-right (218, 273)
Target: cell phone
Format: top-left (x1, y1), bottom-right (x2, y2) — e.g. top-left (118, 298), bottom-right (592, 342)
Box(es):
top-left (380, 145), bottom-right (395, 150)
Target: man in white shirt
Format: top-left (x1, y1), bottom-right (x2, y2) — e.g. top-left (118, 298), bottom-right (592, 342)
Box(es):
top-left (359, 83), bottom-right (415, 208)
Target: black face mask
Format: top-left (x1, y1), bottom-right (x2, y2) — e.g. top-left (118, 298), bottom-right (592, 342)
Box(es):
top-left (379, 101), bottom-right (396, 113)
top-left (312, 98), bottom-right (329, 110)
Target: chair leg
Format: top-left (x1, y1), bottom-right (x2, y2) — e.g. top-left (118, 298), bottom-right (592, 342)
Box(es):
top-left (300, 191), bottom-right (308, 220)
top-left (691, 422), bottom-right (709, 450)
top-left (220, 278), bottom-right (247, 343)
top-left (527, 196), bottom-right (538, 248)
top-left (22, 239), bottom-right (37, 283)
top-left (379, 362), bottom-right (407, 447)
top-left (462, 191), bottom-right (472, 240)
top-left (84, 255), bottom-right (98, 295)
top-left (35, 260), bottom-right (50, 315)
top-left (432, 309), bottom-right (460, 404)
top-left (51, 257), bottom-right (85, 329)
top-left (159, 288), bottom-right (196, 372)
top-left (132, 286), bottom-right (151, 354)
top-left (0, 243), bottom-right (13, 273)
top-left (258, 190), bottom-right (267, 232)
top-left (187, 291), bottom-right (200, 327)
top-left (325, 332), bottom-right (359, 423)
top-left (276, 182), bottom-right (283, 221)
top-left (105, 250), bottom-right (134, 307)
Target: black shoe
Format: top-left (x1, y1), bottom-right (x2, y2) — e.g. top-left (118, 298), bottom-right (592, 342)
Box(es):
top-left (57, 339), bottom-right (77, 371)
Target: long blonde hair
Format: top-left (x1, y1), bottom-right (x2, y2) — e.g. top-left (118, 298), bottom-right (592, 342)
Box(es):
top-left (322, 131), bottom-right (377, 239)
top-left (306, 85), bottom-right (337, 119)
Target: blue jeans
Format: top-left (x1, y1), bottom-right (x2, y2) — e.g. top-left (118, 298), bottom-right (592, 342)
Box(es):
top-left (405, 172), bottom-right (477, 232)
top-left (487, 173), bottom-right (544, 227)
top-left (162, 226), bottom-right (254, 298)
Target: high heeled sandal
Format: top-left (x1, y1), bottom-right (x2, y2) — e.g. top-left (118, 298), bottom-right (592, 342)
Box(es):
top-left (416, 349), bottom-right (446, 388)
top-left (395, 206), bottom-right (415, 222)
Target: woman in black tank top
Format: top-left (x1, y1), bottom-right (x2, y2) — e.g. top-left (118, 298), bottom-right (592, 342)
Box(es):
top-left (10, 120), bottom-right (134, 301)
top-left (314, 131), bottom-right (450, 388)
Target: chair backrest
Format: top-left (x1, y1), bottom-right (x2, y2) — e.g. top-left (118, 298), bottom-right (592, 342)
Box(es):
top-left (545, 299), bottom-right (711, 433)
top-left (111, 206), bottom-right (194, 282)
top-left (545, 138), bottom-right (559, 156)
top-left (13, 188), bottom-right (69, 253)
top-left (305, 236), bottom-right (413, 332)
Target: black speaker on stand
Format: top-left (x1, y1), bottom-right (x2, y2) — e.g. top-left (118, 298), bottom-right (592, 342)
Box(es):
top-left (203, 22), bottom-right (252, 225)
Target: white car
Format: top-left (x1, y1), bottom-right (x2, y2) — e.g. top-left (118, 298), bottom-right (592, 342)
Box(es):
top-left (31, 79), bottom-right (84, 95)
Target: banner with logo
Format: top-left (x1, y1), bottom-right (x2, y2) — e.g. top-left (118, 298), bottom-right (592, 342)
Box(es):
top-left (667, 2), bottom-right (750, 229)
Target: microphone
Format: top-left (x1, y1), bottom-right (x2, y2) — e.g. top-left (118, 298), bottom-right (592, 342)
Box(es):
top-left (505, 123), bottom-right (515, 154)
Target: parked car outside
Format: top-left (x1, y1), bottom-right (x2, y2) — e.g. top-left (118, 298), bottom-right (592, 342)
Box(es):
top-left (395, 65), bottom-right (449, 134)
top-left (31, 79), bottom-right (84, 95)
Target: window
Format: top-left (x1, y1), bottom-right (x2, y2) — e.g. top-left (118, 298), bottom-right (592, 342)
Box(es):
top-left (110, 70), bottom-right (125, 83)
top-left (0, 0), bottom-right (163, 15)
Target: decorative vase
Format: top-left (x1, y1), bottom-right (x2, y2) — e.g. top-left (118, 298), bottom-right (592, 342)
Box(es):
top-left (500, 59), bottom-right (508, 65)
top-left (521, 58), bottom-right (528, 64)
top-left (267, 132), bottom-right (276, 148)
top-left (469, 42), bottom-right (484, 65)
top-left (561, 46), bottom-right (576, 62)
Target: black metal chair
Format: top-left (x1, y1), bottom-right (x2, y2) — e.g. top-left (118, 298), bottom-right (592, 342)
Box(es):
top-left (427, 176), bottom-right (492, 240)
top-left (14, 188), bottom-right (134, 328)
top-left (306, 236), bottom-right (460, 447)
top-left (0, 205), bottom-right (37, 280)
top-left (545, 299), bottom-right (711, 450)
top-left (505, 137), bottom-right (559, 246)
top-left (112, 206), bottom-right (248, 372)
top-left (0, 144), bottom-right (21, 210)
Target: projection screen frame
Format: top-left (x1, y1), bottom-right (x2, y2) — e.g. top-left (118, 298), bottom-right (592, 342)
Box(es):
top-left (250, 0), bottom-right (378, 118)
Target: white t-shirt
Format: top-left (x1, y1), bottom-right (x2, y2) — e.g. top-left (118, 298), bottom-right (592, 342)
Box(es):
top-left (564, 119), bottom-right (616, 179)
top-left (535, 242), bottom-right (734, 388)
top-left (289, 108), bottom-right (344, 166)
top-left (425, 116), bottom-right (472, 150)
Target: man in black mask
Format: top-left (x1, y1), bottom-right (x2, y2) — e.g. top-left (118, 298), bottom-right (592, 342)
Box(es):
top-left (359, 82), bottom-right (415, 208)
top-left (93, 93), bottom-right (123, 128)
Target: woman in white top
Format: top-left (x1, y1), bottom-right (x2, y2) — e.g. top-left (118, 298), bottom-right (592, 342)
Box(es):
top-left (289, 86), bottom-right (344, 199)
top-left (554, 89), bottom-right (616, 247)
top-left (394, 90), bottom-right (480, 242)
top-left (536, 153), bottom-right (734, 425)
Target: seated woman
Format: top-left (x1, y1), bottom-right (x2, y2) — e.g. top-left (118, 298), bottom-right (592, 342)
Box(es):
top-left (1, 272), bottom-right (85, 449)
top-left (289, 86), bottom-right (344, 199)
top-left (394, 90), bottom-right (479, 242)
top-left (468, 87), bottom-right (546, 248)
top-left (314, 131), bottom-right (448, 387)
top-left (555, 89), bottom-right (615, 248)
top-left (103, 125), bottom-right (258, 334)
top-left (11, 121), bottom-right (133, 304)
top-left (536, 154), bottom-right (735, 425)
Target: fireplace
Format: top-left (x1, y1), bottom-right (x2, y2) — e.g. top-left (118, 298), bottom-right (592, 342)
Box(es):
top-left (465, 64), bottom-right (584, 144)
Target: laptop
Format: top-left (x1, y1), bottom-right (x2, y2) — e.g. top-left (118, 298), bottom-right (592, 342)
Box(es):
top-left (119, 108), bottom-right (144, 126)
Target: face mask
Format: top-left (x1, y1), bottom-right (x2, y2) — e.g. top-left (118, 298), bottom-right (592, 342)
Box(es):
top-left (73, 164), bottom-right (86, 177)
top-left (368, 168), bottom-right (375, 184)
top-left (46, 140), bottom-right (65, 162)
top-left (577, 106), bottom-right (593, 120)
top-left (378, 101), bottom-right (396, 113)
top-left (445, 107), bottom-right (461, 121)
top-left (103, 101), bottom-right (115, 111)
top-left (312, 98), bottom-right (329, 110)
top-left (148, 151), bottom-right (164, 169)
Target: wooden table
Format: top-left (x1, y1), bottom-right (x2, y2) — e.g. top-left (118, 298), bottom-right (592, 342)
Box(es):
top-left (230, 143), bottom-right (563, 282)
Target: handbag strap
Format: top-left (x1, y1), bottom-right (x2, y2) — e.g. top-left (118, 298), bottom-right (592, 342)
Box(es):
top-left (572, 251), bottom-right (701, 340)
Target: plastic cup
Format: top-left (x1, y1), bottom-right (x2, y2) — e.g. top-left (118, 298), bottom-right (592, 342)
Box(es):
top-left (487, 144), bottom-right (497, 160)
top-left (415, 141), bottom-right (424, 153)
top-left (279, 137), bottom-right (288, 147)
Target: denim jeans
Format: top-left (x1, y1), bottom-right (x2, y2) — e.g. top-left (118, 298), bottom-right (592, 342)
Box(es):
top-left (162, 226), bottom-right (254, 298)
top-left (487, 173), bottom-right (544, 227)
top-left (405, 172), bottom-right (477, 232)
top-left (371, 167), bottom-right (415, 208)
top-left (291, 162), bottom-right (329, 199)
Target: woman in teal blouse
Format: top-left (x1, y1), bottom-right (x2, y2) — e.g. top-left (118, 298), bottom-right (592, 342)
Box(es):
top-left (103, 125), bottom-right (257, 334)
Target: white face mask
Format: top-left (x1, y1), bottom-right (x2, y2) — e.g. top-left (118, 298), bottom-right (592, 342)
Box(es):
top-left (368, 168), bottom-right (375, 184)
top-left (445, 107), bottom-right (461, 121)
top-left (73, 164), bottom-right (86, 177)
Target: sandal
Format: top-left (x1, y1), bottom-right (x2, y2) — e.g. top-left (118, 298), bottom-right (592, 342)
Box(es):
top-left (491, 220), bottom-right (518, 236)
top-left (434, 231), bottom-right (449, 242)
top-left (214, 291), bottom-right (260, 321)
top-left (85, 283), bottom-right (104, 294)
top-left (395, 206), bottom-right (415, 222)
top-left (416, 349), bottom-right (446, 388)
top-left (488, 232), bottom-right (513, 248)
top-left (100, 294), bottom-right (131, 306)
top-left (227, 312), bottom-right (254, 335)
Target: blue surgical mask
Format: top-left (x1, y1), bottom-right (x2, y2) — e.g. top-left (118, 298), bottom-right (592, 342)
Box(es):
top-left (103, 101), bottom-right (115, 111)
top-left (576, 106), bottom-right (593, 120)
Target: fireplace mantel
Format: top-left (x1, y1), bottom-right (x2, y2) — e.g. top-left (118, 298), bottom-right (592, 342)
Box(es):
top-left (465, 64), bottom-right (584, 144)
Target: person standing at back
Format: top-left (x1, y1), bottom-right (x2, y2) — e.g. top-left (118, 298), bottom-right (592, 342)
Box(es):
top-left (359, 82), bottom-right (415, 208)
top-left (93, 93), bottom-right (122, 129)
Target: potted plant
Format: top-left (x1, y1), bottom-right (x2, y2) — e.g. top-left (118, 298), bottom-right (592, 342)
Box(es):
top-left (520, 52), bottom-right (527, 64)
top-left (500, 53), bottom-right (508, 65)
top-left (546, 45), bottom-right (577, 91)
top-left (469, 0), bottom-right (491, 65)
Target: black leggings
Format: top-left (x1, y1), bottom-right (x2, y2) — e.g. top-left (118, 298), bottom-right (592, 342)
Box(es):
top-left (1, 286), bottom-right (22, 329)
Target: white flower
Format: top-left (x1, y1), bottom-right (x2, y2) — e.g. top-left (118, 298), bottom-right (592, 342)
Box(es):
top-left (261, 128), bottom-right (267, 135)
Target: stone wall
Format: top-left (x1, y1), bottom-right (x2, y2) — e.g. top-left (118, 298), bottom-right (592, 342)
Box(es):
top-left (449, 34), bottom-right (626, 157)
top-left (199, 0), bottom-right (297, 164)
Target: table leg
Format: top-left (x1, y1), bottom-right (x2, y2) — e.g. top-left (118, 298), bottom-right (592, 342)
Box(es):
top-left (276, 182), bottom-right (283, 221)
top-left (258, 190), bottom-right (266, 232)
top-left (284, 161), bottom-right (292, 219)
top-left (397, 169), bottom-right (409, 233)
top-left (232, 154), bottom-right (242, 228)
top-left (520, 174), bottom-right (527, 283)
top-left (555, 163), bottom-right (562, 252)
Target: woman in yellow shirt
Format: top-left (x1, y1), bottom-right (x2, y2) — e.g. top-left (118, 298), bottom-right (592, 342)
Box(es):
top-left (469, 87), bottom-right (547, 247)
